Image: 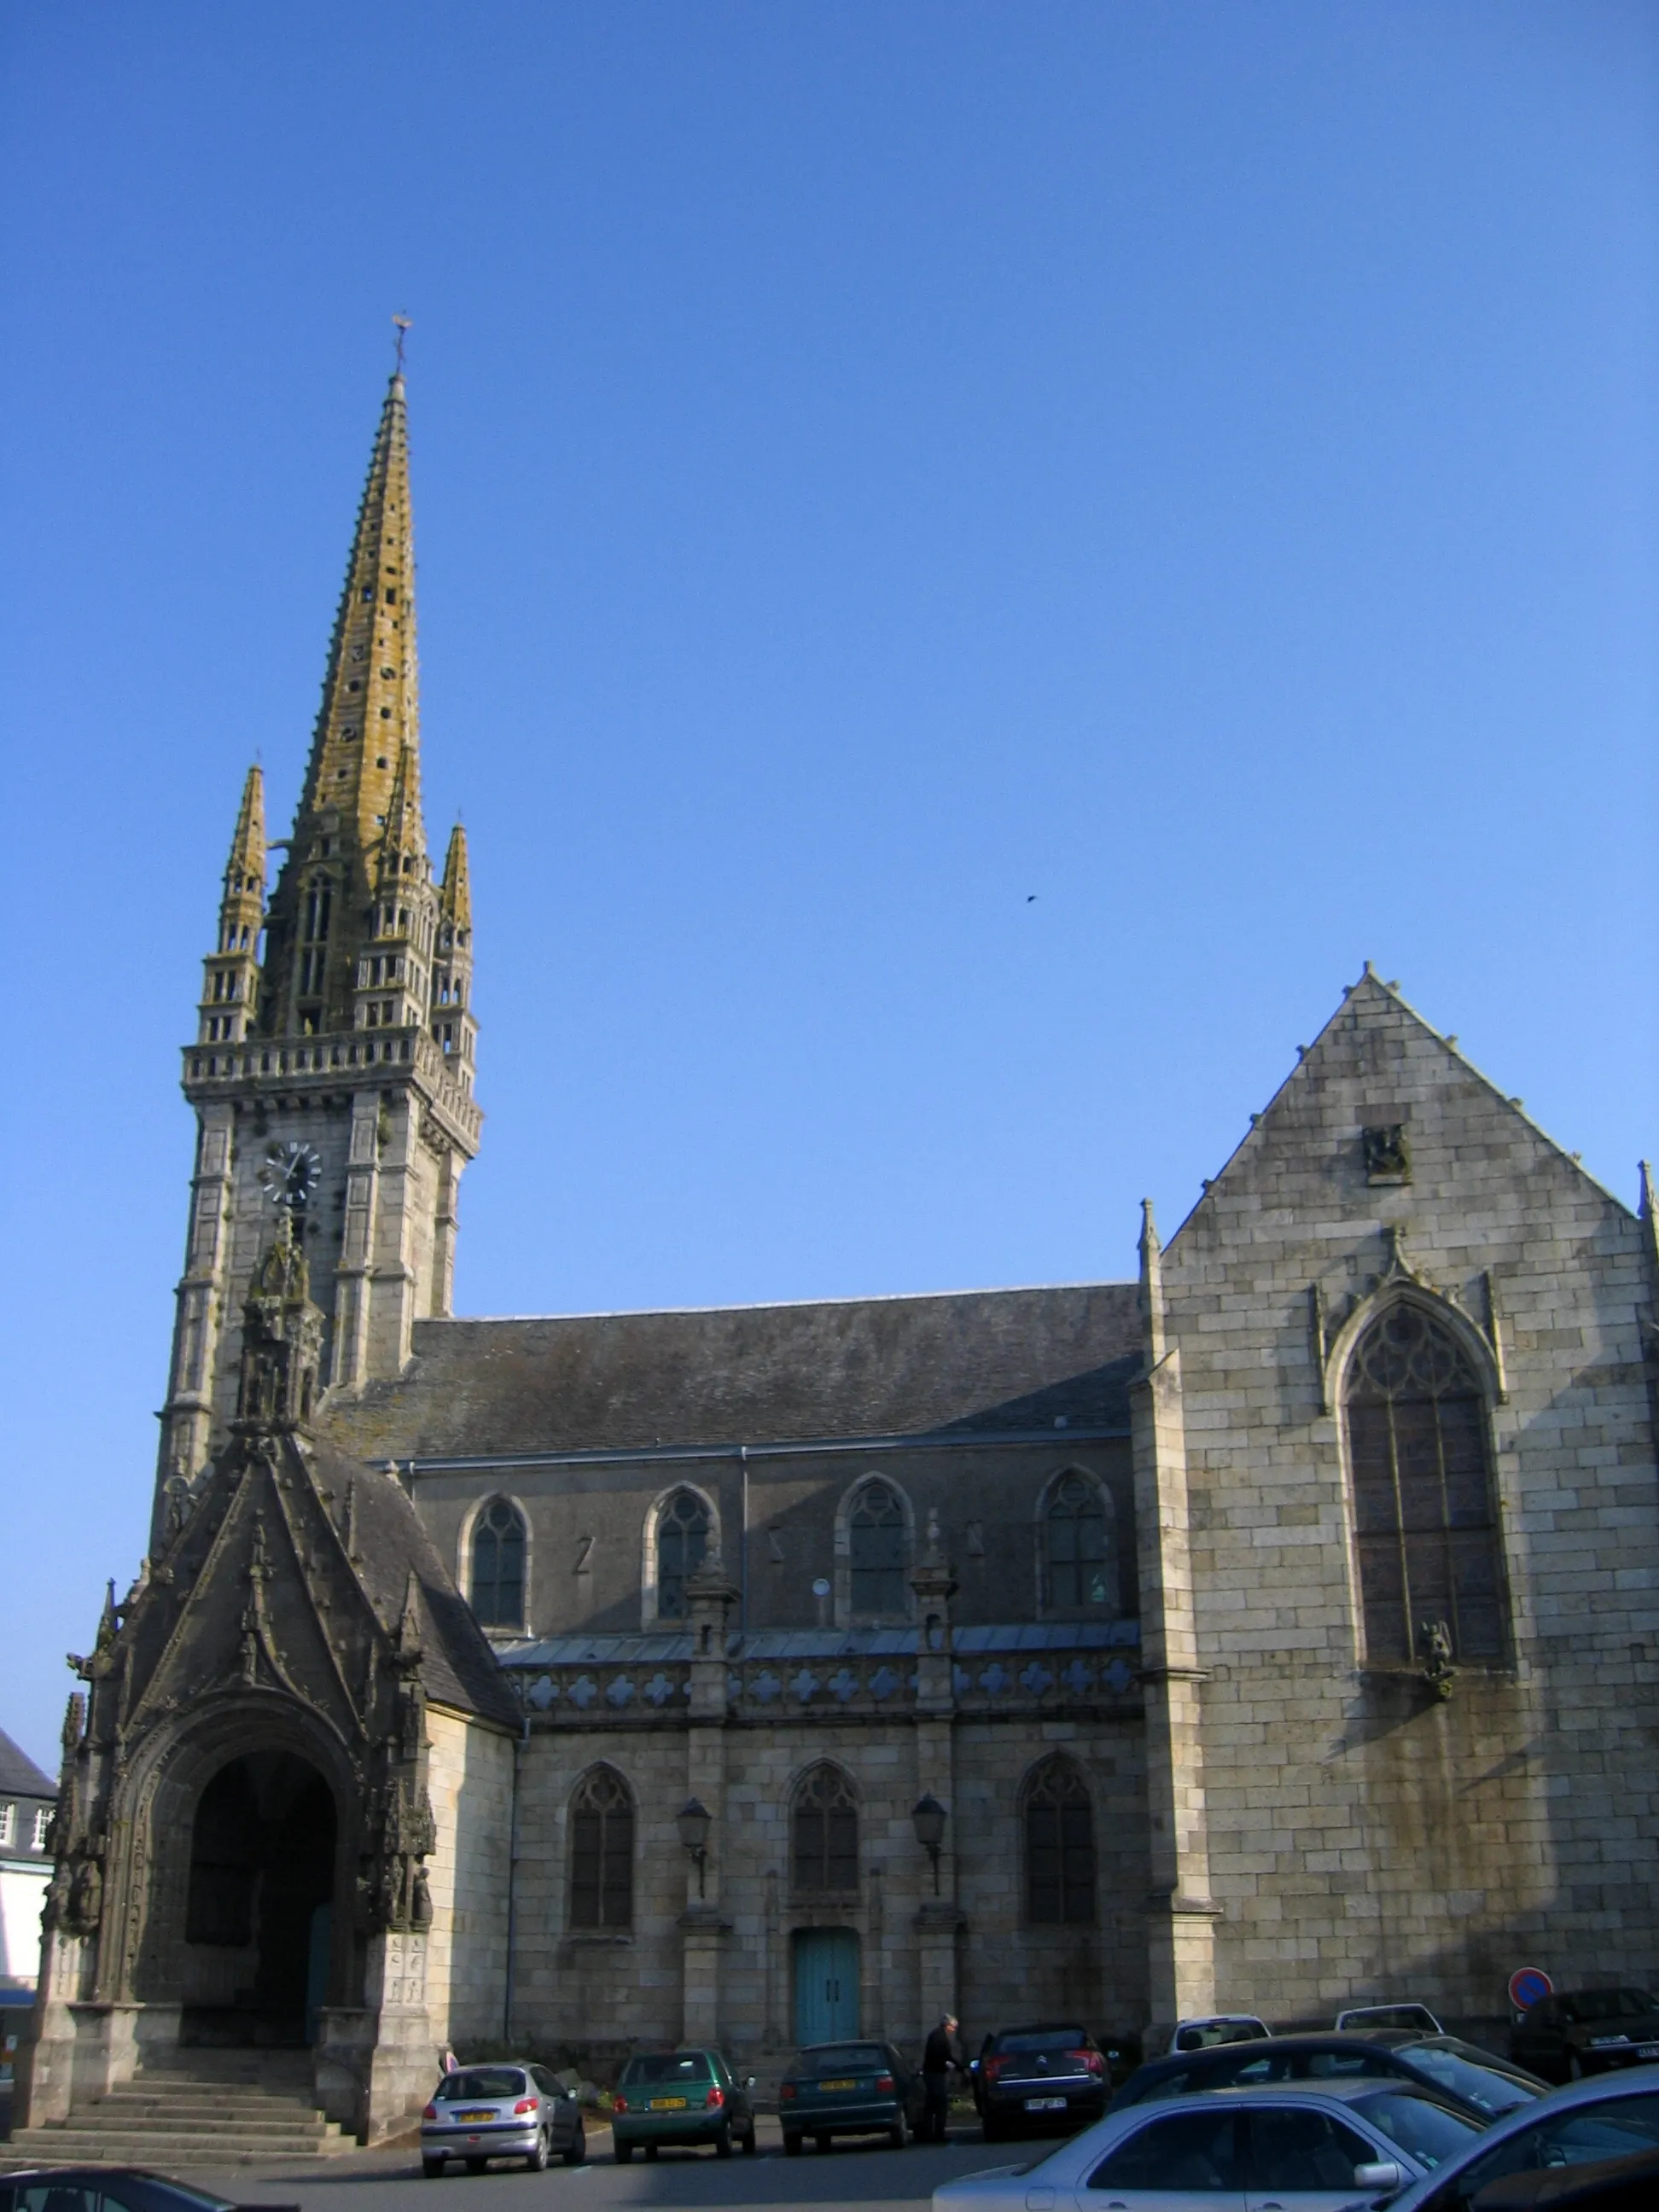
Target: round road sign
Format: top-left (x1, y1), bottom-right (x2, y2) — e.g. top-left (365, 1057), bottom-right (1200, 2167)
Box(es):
top-left (1509, 1966), bottom-right (1553, 2011)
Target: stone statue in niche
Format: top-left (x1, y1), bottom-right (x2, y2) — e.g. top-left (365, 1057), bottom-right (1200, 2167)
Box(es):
top-left (1417, 1617), bottom-right (1455, 1700)
top-left (1362, 1124), bottom-right (1412, 1184)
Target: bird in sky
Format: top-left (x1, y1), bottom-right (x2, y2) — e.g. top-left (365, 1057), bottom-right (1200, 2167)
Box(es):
top-left (1026, 894), bottom-right (1038, 902)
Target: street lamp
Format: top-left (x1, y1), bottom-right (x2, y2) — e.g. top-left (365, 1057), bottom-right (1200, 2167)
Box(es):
top-left (677, 1796), bottom-right (712, 1898)
top-left (911, 1793), bottom-right (947, 1895)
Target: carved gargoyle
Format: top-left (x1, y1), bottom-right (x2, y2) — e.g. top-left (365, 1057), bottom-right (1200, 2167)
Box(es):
top-left (1418, 1617), bottom-right (1456, 1701)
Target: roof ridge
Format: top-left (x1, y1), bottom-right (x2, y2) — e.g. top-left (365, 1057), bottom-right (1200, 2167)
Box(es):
top-left (420, 1281), bottom-right (1138, 1326)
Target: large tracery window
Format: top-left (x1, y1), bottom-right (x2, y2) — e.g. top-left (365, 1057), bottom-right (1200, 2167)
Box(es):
top-left (1045, 1473), bottom-right (1114, 1614)
top-left (655, 1490), bottom-right (710, 1621)
top-left (569, 1767), bottom-right (634, 1930)
top-left (1345, 1302), bottom-right (1505, 1667)
top-left (849, 1481), bottom-right (907, 1617)
top-left (1023, 1755), bottom-right (1096, 1925)
top-left (792, 1763), bottom-right (859, 1895)
top-left (470, 1497), bottom-right (527, 1630)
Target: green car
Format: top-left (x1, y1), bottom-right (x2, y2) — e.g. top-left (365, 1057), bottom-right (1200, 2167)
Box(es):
top-left (778, 2039), bottom-right (925, 2154)
top-left (611, 2048), bottom-right (758, 2160)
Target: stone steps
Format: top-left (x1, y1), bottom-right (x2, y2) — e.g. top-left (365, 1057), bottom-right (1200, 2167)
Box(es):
top-left (7, 2060), bottom-right (352, 2166)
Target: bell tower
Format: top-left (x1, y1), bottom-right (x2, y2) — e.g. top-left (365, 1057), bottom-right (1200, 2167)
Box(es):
top-left (154, 370), bottom-right (481, 1545)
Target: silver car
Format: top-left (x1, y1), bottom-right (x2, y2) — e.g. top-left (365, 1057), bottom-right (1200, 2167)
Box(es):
top-left (422, 2062), bottom-right (586, 2175)
top-left (1375, 2066), bottom-right (1659, 2212)
top-left (934, 2079), bottom-right (1481, 2212)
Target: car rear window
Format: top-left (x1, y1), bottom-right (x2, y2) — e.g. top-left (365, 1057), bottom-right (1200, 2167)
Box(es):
top-left (621, 2053), bottom-right (713, 2084)
top-left (1397, 2046), bottom-right (1540, 2114)
top-left (998, 2029), bottom-right (1087, 2054)
top-left (800, 2045), bottom-right (886, 2071)
top-left (434, 2069), bottom-right (527, 2101)
top-left (1559, 1991), bottom-right (1656, 2024)
top-left (1352, 2090), bottom-right (1480, 2168)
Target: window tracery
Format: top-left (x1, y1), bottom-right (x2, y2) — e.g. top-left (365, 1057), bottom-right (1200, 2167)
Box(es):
top-left (848, 1481), bottom-right (907, 1617)
top-left (791, 1763), bottom-right (859, 1895)
top-left (655, 1489), bottom-right (710, 1621)
top-left (569, 1767), bottom-right (633, 1930)
top-left (1345, 1301), bottom-right (1504, 1665)
top-left (1044, 1472), bottom-right (1114, 1614)
top-left (470, 1496), bottom-right (527, 1630)
top-left (1022, 1755), bottom-right (1095, 1924)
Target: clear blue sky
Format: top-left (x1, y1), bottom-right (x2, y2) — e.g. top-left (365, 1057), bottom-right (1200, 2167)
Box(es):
top-left (3, 3), bottom-right (1655, 1770)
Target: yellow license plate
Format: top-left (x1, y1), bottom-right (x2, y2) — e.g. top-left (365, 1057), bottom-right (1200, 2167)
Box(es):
top-left (649, 2097), bottom-right (688, 2110)
top-left (453, 2110), bottom-right (496, 2122)
top-left (819, 2079), bottom-right (857, 2092)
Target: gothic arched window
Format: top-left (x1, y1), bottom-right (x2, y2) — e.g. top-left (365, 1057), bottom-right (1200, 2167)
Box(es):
top-left (849, 1482), bottom-right (907, 1617)
top-left (792, 1764), bottom-right (859, 1895)
top-left (1023, 1756), bottom-right (1096, 1925)
top-left (569, 1767), bottom-right (633, 1930)
top-left (1345, 1302), bottom-right (1504, 1666)
top-left (470, 1497), bottom-right (526, 1630)
top-left (1045, 1473), bottom-right (1114, 1614)
top-left (655, 1490), bottom-right (710, 1621)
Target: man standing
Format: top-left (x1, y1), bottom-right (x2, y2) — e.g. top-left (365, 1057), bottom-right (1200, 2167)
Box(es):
top-left (922, 2013), bottom-right (960, 2143)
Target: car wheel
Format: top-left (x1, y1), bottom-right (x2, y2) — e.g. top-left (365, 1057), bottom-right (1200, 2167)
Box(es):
top-left (614, 2142), bottom-right (633, 2164)
top-left (563, 2122), bottom-right (586, 2167)
top-left (741, 2127), bottom-right (758, 2155)
top-left (888, 2122), bottom-right (906, 2148)
top-left (526, 2129), bottom-right (550, 2172)
top-left (814, 2133), bottom-right (830, 2153)
top-left (783, 2132), bottom-right (802, 2157)
top-left (644, 2142), bottom-right (659, 2160)
top-left (422, 2160), bottom-right (445, 2180)
top-left (465, 2159), bottom-right (486, 2175)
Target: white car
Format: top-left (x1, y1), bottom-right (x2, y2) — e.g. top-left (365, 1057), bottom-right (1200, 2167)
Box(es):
top-left (933, 2079), bottom-right (1481, 2212)
top-left (1371, 2065), bottom-right (1659, 2212)
top-left (1144, 2016), bottom-right (1273, 2058)
top-left (1335, 2004), bottom-right (1444, 2035)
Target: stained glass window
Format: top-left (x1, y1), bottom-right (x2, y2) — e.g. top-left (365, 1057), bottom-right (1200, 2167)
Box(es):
top-left (1047, 1473), bottom-right (1113, 1612)
top-left (849, 1482), bottom-right (907, 1616)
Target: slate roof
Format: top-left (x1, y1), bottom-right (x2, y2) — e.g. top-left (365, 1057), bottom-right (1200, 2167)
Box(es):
top-left (298, 1436), bottom-right (521, 1727)
top-left (318, 1283), bottom-right (1144, 1464)
top-left (0, 1727), bottom-right (55, 1801)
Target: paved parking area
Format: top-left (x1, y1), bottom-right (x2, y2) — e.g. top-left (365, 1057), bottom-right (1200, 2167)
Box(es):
top-left (178, 2118), bottom-right (1022, 2212)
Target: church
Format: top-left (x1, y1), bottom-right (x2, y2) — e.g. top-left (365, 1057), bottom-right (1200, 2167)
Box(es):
top-left (20, 371), bottom-right (1659, 2145)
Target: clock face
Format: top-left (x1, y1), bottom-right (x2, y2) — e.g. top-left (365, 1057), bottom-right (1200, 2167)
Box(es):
top-left (259, 1139), bottom-right (322, 1211)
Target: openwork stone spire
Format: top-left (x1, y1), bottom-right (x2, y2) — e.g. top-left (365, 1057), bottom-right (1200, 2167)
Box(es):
top-left (260, 373), bottom-right (431, 1037)
top-left (196, 765), bottom-right (265, 1047)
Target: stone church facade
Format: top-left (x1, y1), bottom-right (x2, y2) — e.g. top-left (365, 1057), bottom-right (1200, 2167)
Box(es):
top-left (20, 371), bottom-right (1659, 2142)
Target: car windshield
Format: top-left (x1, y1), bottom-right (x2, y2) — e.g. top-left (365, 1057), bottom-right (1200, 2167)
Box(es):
top-left (998, 2029), bottom-right (1086, 2054)
top-left (434, 2069), bottom-right (527, 2101)
top-left (1396, 2046), bottom-right (1540, 2114)
top-left (799, 2046), bottom-right (886, 2071)
top-left (1353, 2090), bottom-right (1481, 2169)
top-left (1342, 2006), bottom-right (1439, 2032)
top-left (621, 2053), bottom-right (713, 2084)
top-left (1559, 1991), bottom-right (1656, 2023)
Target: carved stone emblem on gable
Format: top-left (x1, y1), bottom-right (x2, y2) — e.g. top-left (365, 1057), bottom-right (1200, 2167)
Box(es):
top-left (1361, 1123), bottom-right (1412, 1185)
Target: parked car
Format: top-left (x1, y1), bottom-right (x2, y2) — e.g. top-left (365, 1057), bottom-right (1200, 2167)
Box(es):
top-left (1111, 2028), bottom-right (1545, 2122)
top-left (1372, 2066), bottom-right (1659, 2212)
top-left (1471, 2145), bottom-right (1659, 2211)
top-left (610, 2046), bottom-right (757, 2160)
top-left (1140, 2013), bottom-right (1272, 2058)
top-left (1337, 2002), bottom-right (1444, 2034)
top-left (778, 2038), bottom-right (923, 2152)
top-left (0, 2177), bottom-right (296, 2212)
top-left (933, 2078), bottom-right (1482, 2212)
top-left (971, 2023), bottom-right (1112, 2140)
top-left (1510, 1991), bottom-right (1659, 2085)
top-left (422, 2061), bottom-right (585, 2174)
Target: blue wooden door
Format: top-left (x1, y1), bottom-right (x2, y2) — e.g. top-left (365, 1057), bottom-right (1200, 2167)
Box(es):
top-left (794, 1927), bottom-right (859, 2046)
